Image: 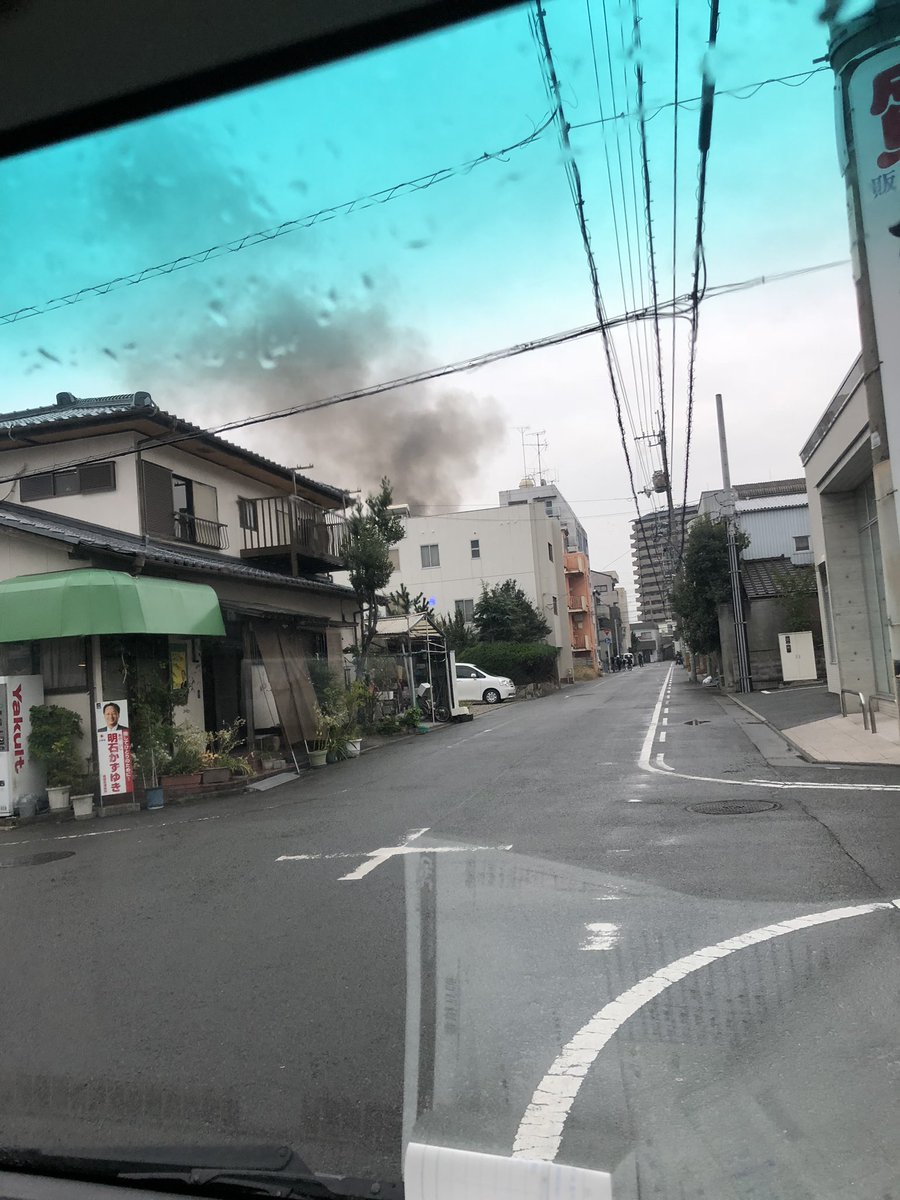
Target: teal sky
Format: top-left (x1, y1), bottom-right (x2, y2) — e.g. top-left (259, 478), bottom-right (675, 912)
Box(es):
top-left (0, 0), bottom-right (870, 607)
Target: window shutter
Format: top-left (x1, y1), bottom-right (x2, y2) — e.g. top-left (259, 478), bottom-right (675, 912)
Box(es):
top-left (19, 473), bottom-right (53, 502)
top-left (79, 461), bottom-right (116, 493)
top-left (141, 460), bottom-right (174, 537)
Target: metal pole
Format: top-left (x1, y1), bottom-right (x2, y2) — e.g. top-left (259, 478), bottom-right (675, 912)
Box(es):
top-left (717, 394), bottom-right (752, 692)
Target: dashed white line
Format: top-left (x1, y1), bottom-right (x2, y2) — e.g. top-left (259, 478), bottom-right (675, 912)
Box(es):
top-left (513, 896), bottom-right (900, 1161)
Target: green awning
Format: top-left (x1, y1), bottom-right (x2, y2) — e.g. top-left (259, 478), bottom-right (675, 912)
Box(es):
top-left (0, 569), bottom-right (226, 643)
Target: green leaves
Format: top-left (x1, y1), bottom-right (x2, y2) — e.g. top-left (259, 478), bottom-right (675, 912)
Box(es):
top-left (473, 580), bottom-right (551, 644)
top-left (341, 477), bottom-right (405, 657)
top-left (670, 516), bottom-right (743, 656)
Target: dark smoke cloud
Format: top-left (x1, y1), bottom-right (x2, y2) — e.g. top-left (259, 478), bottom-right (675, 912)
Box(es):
top-left (103, 125), bottom-right (505, 506)
top-left (141, 282), bottom-right (505, 508)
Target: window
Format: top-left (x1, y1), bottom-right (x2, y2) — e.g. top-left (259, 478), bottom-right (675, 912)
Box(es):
top-left (238, 498), bottom-right (258, 530)
top-left (454, 598), bottom-right (475, 622)
top-left (552, 596), bottom-right (558, 615)
top-left (470, 539), bottom-right (480, 559)
top-left (548, 541), bottom-right (554, 562)
top-left (142, 461), bottom-right (226, 548)
top-left (794, 535), bottom-right (810, 551)
top-left (388, 547), bottom-right (400, 570)
top-left (20, 461), bottom-right (116, 502)
top-left (420, 543), bottom-right (440, 568)
top-left (455, 665), bottom-right (481, 679)
top-left (40, 638), bottom-right (87, 691)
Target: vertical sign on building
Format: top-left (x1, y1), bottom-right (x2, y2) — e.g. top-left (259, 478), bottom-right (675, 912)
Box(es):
top-left (96, 698), bottom-right (134, 798)
top-left (846, 44), bottom-right (900, 499)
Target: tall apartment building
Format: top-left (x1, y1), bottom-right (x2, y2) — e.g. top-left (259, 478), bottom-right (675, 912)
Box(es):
top-left (630, 504), bottom-right (698, 621)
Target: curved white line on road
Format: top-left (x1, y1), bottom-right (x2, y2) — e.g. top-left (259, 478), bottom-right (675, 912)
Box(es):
top-left (639, 665), bottom-right (900, 792)
top-left (513, 896), bottom-right (900, 1161)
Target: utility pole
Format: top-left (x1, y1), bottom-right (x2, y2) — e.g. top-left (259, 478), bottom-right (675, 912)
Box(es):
top-left (717, 394), bottom-right (751, 693)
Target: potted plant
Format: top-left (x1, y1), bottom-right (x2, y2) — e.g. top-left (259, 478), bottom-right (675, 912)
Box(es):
top-left (163, 723), bottom-right (206, 790)
top-left (130, 666), bottom-right (174, 810)
top-left (202, 719), bottom-right (254, 782)
top-left (28, 704), bottom-right (84, 811)
top-left (71, 774), bottom-right (96, 820)
top-left (305, 707), bottom-right (329, 768)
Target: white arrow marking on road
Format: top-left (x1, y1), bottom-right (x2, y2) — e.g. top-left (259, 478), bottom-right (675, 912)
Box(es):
top-left (640, 665), bottom-right (900, 791)
top-left (514, 896), bottom-right (900, 1162)
top-left (277, 826), bottom-right (513, 880)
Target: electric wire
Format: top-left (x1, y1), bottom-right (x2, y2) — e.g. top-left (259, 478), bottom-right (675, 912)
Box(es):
top-left (0, 112), bottom-right (556, 327)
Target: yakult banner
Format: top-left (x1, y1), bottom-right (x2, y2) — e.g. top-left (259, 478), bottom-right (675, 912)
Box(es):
top-left (847, 44), bottom-right (900, 461)
top-left (96, 698), bottom-right (134, 798)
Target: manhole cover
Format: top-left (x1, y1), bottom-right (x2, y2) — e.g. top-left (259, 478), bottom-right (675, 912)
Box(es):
top-left (687, 800), bottom-right (780, 816)
top-left (0, 851), bottom-right (76, 869)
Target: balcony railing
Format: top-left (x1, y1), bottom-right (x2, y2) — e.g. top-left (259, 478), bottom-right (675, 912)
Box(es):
top-left (240, 495), bottom-right (346, 567)
top-left (174, 511), bottom-right (229, 550)
top-left (572, 634), bottom-right (590, 651)
top-left (567, 596), bottom-right (588, 613)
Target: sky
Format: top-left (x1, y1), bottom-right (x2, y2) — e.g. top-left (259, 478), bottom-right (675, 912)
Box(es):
top-left (0, 0), bottom-right (872, 615)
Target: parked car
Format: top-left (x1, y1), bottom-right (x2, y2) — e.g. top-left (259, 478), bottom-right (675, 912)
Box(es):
top-left (454, 663), bottom-right (516, 704)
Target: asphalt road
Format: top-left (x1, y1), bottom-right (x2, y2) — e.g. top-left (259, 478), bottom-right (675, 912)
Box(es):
top-left (1, 663), bottom-right (899, 1198)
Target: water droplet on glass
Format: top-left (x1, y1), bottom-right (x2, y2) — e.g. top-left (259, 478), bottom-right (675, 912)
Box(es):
top-left (407, 239), bottom-right (429, 251)
top-left (361, 273), bottom-right (374, 290)
top-left (208, 301), bottom-right (228, 328)
top-left (258, 353), bottom-right (277, 370)
top-left (316, 311), bottom-right (332, 327)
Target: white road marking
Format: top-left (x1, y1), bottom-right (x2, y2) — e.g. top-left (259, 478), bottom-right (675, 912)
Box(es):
top-left (513, 896), bottom-right (900, 1161)
top-left (658, 731), bottom-right (667, 742)
top-left (626, 798), bottom-right (642, 803)
top-left (662, 716), bottom-right (668, 726)
top-left (581, 922), bottom-right (620, 950)
top-left (278, 827), bottom-right (513, 880)
top-left (639, 666), bottom-right (900, 791)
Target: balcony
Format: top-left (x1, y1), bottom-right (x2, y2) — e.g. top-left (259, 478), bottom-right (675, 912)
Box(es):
top-left (564, 561), bottom-right (585, 575)
top-left (240, 495), bottom-right (346, 572)
top-left (572, 634), bottom-right (592, 651)
top-left (174, 511), bottom-right (229, 550)
top-left (567, 595), bottom-right (588, 613)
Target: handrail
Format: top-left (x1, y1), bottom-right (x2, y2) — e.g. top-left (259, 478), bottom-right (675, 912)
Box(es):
top-left (839, 688), bottom-right (872, 732)
top-left (868, 695), bottom-right (878, 734)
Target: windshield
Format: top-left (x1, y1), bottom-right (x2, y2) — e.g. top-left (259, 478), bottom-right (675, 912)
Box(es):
top-left (1, 2), bottom-right (899, 1197)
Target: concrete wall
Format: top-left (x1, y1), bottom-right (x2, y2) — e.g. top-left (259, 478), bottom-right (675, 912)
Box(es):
top-left (0, 527), bottom-right (77, 579)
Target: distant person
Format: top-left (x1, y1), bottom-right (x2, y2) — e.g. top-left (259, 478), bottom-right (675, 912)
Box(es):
top-left (637, 651), bottom-right (644, 667)
top-left (98, 702), bottom-right (127, 733)
top-left (614, 654), bottom-right (622, 672)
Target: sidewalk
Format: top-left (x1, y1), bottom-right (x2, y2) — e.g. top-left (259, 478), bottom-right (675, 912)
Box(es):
top-left (727, 683), bottom-right (900, 766)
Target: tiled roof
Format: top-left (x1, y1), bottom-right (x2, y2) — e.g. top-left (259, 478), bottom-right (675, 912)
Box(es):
top-left (0, 502), bottom-right (357, 599)
top-left (733, 479), bottom-right (806, 500)
top-left (0, 392), bottom-right (348, 505)
top-left (741, 555), bottom-right (812, 600)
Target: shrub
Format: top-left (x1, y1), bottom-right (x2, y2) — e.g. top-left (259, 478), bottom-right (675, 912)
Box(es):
top-left (466, 642), bottom-right (559, 686)
top-left (29, 704), bottom-right (84, 787)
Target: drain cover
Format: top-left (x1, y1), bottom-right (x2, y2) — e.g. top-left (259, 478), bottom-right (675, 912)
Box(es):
top-left (684, 719), bottom-right (710, 725)
top-left (0, 851), bottom-right (76, 869)
top-left (688, 800), bottom-right (780, 816)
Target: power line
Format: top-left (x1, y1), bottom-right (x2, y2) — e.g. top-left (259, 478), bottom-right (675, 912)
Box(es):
top-left (669, 0), bottom-right (681, 512)
top-left (679, 0), bottom-right (720, 564)
top-left (0, 257), bottom-right (846, 491)
top-left (529, 0), bottom-right (668, 609)
top-left (631, 0), bottom-right (672, 521)
top-left (569, 66), bottom-right (830, 132)
top-left (0, 112), bottom-right (555, 327)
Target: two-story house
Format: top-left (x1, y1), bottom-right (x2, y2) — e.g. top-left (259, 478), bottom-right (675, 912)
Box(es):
top-left (0, 390), bottom-right (358, 773)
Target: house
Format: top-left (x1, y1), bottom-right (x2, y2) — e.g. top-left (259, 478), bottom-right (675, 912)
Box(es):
top-left (564, 550), bottom-right (598, 675)
top-left (698, 479), bottom-right (822, 689)
top-left (384, 498), bottom-right (575, 681)
top-left (0, 390), bottom-right (358, 780)
top-left (801, 357), bottom-right (899, 717)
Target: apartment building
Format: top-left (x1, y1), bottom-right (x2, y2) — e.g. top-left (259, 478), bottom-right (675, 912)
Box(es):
top-left (630, 504), bottom-right (697, 621)
top-left (387, 499), bottom-right (574, 680)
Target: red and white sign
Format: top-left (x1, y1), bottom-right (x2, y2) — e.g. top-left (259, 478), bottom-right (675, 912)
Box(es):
top-left (0, 675), bottom-right (45, 817)
top-left (846, 42), bottom-right (900, 523)
top-left (96, 698), bottom-right (134, 797)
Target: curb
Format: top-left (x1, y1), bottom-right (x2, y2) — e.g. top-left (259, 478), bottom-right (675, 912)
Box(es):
top-left (723, 692), bottom-right (818, 764)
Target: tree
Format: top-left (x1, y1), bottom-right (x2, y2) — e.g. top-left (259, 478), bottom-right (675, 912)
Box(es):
top-left (473, 580), bottom-right (551, 644)
top-left (670, 516), bottom-right (748, 657)
top-left (771, 564), bottom-right (817, 632)
top-left (342, 477), bottom-right (405, 662)
top-left (436, 609), bottom-right (475, 654)
top-left (385, 583), bottom-right (433, 616)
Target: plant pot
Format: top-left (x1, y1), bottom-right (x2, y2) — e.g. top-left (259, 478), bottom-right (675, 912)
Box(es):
top-left (307, 748), bottom-right (328, 768)
top-left (47, 785), bottom-right (71, 812)
top-left (345, 738), bottom-right (362, 758)
top-left (201, 767), bottom-right (231, 784)
top-left (16, 796), bottom-right (37, 819)
top-left (162, 772), bottom-right (202, 790)
top-left (71, 793), bottom-right (95, 820)
top-left (145, 786), bottom-right (165, 810)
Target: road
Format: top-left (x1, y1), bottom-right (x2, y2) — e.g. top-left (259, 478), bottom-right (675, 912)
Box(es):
top-left (1, 663), bottom-right (899, 1198)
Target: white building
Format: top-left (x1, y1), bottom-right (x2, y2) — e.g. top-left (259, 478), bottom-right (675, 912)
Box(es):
top-left (388, 500), bottom-right (574, 679)
top-left (697, 479), bottom-right (812, 563)
top-left (499, 481), bottom-right (589, 555)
